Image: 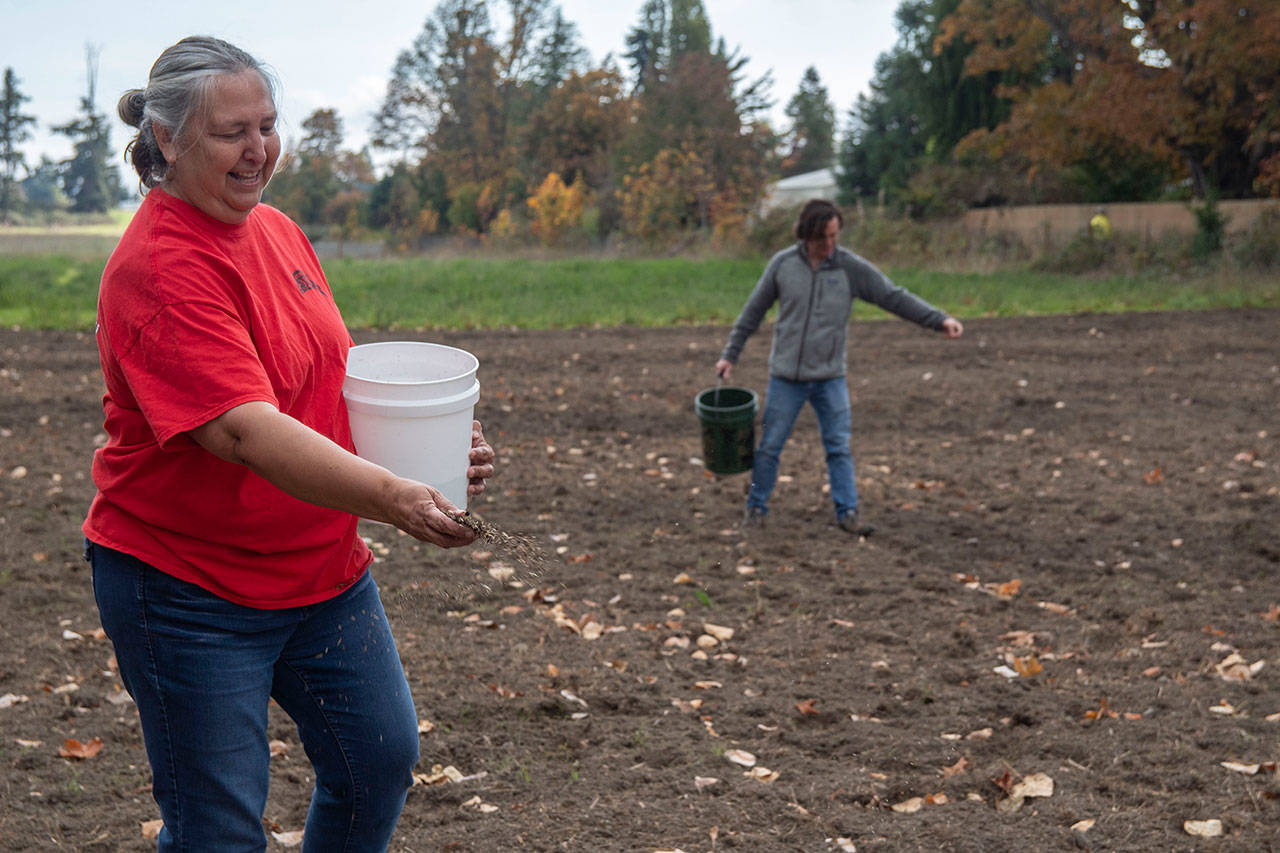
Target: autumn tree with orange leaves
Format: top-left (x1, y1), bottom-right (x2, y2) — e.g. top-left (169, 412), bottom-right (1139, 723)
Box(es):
top-left (940, 0), bottom-right (1280, 199)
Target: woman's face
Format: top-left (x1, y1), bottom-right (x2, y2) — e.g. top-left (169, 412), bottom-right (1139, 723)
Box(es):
top-left (157, 70), bottom-right (279, 224)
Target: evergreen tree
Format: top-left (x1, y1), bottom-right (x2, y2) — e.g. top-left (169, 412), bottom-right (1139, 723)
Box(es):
top-left (19, 156), bottom-right (68, 219)
top-left (619, 0), bottom-right (774, 237)
top-left (780, 67), bottom-right (835, 177)
top-left (529, 8), bottom-right (588, 100)
top-left (836, 0), bottom-right (1009, 205)
top-left (267, 108), bottom-right (377, 230)
top-left (0, 67), bottom-right (37, 221)
top-left (668, 0), bottom-right (711, 58)
top-left (52, 46), bottom-right (123, 214)
top-left (624, 0), bottom-right (667, 93)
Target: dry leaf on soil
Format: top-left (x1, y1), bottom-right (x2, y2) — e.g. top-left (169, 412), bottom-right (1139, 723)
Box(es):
top-left (1221, 761), bottom-right (1276, 775)
top-left (991, 579), bottom-right (1022, 600)
top-left (58, 737), bottom-right (103, 759)
top-left (0, 693), bottom-right (30, 709)
top-left (1013, 655), bottom-right (1043, 677)
top-left (1037, 601), bottom-right (1074, 615)
top-left (1084, 698), bottom-right (1119, 720)
top-left (702, 623), bottom-right (734, 641)
top-left (892, 797), bottom-right (924, 814)
top-left (412, 764), bottom-right (465, 786)
top-left (1221, 761), bottom-right (1260, 775)
top-left (1010, 772), bottom-right (1054, 799)
top-left (1215, 653), bottom-right (1265, 681)
top-left (271, 829), bottom-right (305, 847)
top-left (744, 766), bottom-right (780, 783)
top-left (1184, 819), bottom-right (1223, 838)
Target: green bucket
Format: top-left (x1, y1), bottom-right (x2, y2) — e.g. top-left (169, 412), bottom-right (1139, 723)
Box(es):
top-left (694, 386), bottom-right (757, 475)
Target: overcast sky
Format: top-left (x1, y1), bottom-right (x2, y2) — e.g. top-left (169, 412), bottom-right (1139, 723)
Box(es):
top-left (4, 0), bottom-right (900, 169)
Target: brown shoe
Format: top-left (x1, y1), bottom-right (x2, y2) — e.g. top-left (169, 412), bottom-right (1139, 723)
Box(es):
top-left (742, 506), bottom-right (766, 528)
top-left (838, 511), bottom-right (874, 536)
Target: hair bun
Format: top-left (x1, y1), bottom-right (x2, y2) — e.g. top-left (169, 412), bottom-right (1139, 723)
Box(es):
top-left (117, 89), bottom-right (147, 126)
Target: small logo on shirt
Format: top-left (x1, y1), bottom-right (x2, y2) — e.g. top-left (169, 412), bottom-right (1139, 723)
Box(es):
top-left (293, 270), bottom-right (324, 295)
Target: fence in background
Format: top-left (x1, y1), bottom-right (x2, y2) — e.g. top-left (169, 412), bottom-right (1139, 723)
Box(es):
top-left (959, 199), bottom-right (1277, 245)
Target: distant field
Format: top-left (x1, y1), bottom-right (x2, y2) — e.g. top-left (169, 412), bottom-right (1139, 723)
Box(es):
top-left (1, 230), bottom-right (1277, 330)
top-left (0, 210), bottom-right (133, 259)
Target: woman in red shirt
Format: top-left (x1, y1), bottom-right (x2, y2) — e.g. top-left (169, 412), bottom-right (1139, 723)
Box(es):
top-left (83, 36), bottom-right (494, 851)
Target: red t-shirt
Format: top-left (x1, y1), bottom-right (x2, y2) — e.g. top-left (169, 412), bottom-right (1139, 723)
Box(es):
top-left (83, 189), bottom-right (372, 608)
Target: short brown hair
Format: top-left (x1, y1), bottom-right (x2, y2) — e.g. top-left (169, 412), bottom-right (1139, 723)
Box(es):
top-left (794, 199), bottom-right (843, 241)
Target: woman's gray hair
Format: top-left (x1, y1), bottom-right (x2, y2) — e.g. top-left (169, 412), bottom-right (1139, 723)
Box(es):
top-left (118, 36), bottom-right (278, 189)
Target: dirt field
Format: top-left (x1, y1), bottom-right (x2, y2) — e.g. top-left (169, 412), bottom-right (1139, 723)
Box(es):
top-left (2, 309), bottom-right (1278, 852)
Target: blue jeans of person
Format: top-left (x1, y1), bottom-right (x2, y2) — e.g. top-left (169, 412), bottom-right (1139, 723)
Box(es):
top-left (88, 541), bottom-right (419, 853)
top-left (747, 375), bottom-right (857, 520)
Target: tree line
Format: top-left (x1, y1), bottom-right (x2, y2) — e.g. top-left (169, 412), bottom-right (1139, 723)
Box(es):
top-left (264, 0), bottom-right (815, 250)
top-left (1, 47), bottom-right (128, 222)
top-left (840, 0), bottom-right (1280, 215)
top-left (2, 0), bottom-right (1277, 249)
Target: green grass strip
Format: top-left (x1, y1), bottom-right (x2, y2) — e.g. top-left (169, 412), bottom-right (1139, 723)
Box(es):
top-left (0, 255), bottom-right (1276, 331)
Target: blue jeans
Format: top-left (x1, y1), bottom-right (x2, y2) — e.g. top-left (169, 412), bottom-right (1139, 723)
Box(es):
top-left (747, 375), bottom-right (858, 519)
top-left (89, 541), bottom-right (419, 853)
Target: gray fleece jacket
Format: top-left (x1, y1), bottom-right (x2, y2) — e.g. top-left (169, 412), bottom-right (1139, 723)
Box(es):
top-left (720, 243), bottom-right (948, 382)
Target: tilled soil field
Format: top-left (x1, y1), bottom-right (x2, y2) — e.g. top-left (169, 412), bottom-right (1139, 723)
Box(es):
top-left (1, 309), bottom-right (1278, 852)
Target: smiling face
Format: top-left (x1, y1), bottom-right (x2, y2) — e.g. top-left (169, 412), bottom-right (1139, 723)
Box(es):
top-left (155, 70), bottom-right (279, 224)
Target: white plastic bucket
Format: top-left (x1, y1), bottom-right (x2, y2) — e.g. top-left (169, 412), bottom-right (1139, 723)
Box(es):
top-left (342, 341), bottom-right (480, 510)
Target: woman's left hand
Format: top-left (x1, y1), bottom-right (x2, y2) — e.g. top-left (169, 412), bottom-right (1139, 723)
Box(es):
top-left (467, 420), bottom-right (495, 497)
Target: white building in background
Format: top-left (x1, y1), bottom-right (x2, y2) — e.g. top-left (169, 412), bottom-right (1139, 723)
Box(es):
top-left (759, 167), bottom-right (839, 213)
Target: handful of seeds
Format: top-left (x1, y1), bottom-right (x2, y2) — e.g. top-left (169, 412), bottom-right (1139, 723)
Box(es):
top-left (428, 510), bottom-right (555, 601)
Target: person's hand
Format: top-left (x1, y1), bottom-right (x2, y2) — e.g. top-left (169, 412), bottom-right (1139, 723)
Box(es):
top-left (941, 317), bottom-right (964, 339)
top-left (715, 359), bottom-right (733, 379)
top-left (387, 480), bottom-right (477, 548)
top-left (466, 419), bottom-right (495, 497)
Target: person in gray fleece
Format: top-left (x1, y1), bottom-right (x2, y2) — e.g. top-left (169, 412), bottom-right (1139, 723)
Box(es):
top-left (715, 199), bottom-right (963, 534)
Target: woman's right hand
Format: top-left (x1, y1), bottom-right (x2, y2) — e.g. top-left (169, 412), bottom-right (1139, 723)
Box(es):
top-left (386, 479), bottom-right (477, 548)
top-left (715, 359), bottom-right (733, 380)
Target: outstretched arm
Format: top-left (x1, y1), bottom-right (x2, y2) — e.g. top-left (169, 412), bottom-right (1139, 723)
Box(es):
top-left (189, 401), bottom-right (484, 548)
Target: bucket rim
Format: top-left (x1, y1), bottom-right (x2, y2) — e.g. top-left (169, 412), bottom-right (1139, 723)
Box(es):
top-left (694, 385), bottom-right (757, 415)
top-left (342, 379), bottom-right (479, 415)
top-left (346, 340), bottom-right (479, 385)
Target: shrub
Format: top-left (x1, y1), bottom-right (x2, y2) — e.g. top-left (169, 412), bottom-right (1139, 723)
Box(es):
top-left (1033, 229), bottom-right (1115, 273)
top-left (618, 148), bottom-right (714, 249)
top-left (1190, 197), bottom-right (1226, 260)
top-left (527, 172), bottom-right (587, 248)
top-left (1230, 205), bottom-right (1280, 270)
top-left (743, 205), bottom-right (796, 256)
